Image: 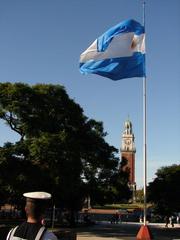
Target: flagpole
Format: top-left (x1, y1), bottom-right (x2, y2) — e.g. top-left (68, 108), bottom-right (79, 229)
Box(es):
top-left (136, 2), bottom-right (153, 239)
top-left (143, 77), bottom-right (147, 226)
top-left (142, 0), bottom-right (147, 226)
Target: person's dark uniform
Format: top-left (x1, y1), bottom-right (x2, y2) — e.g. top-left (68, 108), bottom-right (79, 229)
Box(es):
top-left (6, 192), bottom-right (57, 240)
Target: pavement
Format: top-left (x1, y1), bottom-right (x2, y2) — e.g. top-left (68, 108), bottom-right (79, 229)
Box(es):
top-left (76, 222), bottom-right (180, 240)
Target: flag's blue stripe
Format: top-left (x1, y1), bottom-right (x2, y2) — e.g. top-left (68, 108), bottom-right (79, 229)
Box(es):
top-left (80, 53), bottom-right (145, 81)
top-left (98, 19), bottom-right (144, 52)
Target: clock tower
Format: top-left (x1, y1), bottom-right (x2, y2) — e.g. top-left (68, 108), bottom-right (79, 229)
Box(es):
top-left (120, 119), bottom-right (136, 185)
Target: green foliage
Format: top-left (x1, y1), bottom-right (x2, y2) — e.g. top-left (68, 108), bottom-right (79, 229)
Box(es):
top-left (0, 142), bottom-right (53, 207)
top-left (0, 82), bottom-right (131, 219)
top-left (136, 188), bottom-right (144, 203)
top-left (147, 164), bottom-right (180, 215)
top-left (0, 83), bottom-right (85, 139)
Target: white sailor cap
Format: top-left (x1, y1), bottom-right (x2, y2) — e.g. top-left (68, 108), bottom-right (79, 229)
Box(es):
top-left (23, 191), bottom-right (52, 200)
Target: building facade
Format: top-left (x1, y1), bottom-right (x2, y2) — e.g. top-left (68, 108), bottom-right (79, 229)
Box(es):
top-left (120, 119), bottom-right (136, 185)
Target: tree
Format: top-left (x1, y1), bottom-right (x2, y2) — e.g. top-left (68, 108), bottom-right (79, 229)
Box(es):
top-left (136, 188), bottom-right (144, 203)
top-left (147, 164), bottom-right (180, 216)
top-left (0, 83), bottom-right (86, 139)
top-left (0, 142), bottom-right (53, 208)
top-left (0, 82), bottom-right (130, 224)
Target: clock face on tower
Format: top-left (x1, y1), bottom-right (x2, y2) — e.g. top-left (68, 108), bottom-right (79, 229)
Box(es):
top-left (125, 139), bottom-right (131, 145)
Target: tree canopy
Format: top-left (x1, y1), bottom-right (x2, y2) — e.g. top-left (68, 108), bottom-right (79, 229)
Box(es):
top-left (147, 164), bottom-right (180, 216)
top-left (0, 82), bottom-right (131, 221)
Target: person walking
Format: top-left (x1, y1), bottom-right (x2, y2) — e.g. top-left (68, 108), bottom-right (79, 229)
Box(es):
top-left (165, 216), bottom-right (169, 227)
top-left (171, 215), bottom-right (175, 227)
top-left (6, 191), bottom-right (58, 240)
top-left (177, 215), bottom-right (179, 224)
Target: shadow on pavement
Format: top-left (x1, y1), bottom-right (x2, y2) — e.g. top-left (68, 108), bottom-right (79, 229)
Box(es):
top-left (76, 222), bottom-right (180, 240)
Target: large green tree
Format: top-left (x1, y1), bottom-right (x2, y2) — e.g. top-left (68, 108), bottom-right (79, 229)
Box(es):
top-left (0, 82), bottom-right (130, 223)
top-left (147, 164), bottom-right (180, 216)
top-left (0, 142), bottom-right (52, 208)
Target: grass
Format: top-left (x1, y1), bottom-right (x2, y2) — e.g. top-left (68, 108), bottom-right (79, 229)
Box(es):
top-left (94, 203), bottom-right (144, 210)
top-left (93, 203), bottom-right (152, 212)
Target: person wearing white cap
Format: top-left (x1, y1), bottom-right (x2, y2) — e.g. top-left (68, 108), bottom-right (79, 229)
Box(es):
top-left (6, 192), bottom-right (58, 240)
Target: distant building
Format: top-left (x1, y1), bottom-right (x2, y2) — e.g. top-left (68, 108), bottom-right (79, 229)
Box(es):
top-left (120, 119), bottom-right (136, 201)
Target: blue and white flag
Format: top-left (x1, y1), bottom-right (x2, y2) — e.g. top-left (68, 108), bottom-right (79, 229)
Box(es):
top-left (79, 19), bottom-right (145, 80)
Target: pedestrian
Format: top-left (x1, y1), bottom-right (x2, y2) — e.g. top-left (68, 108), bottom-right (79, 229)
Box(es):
top-left (169, 216), bottom-right (172, 226)
top-left (115, 212), bottom-right (119, 223)
top-left (6, 191), bottom-right (58, 240)
top-left (177, 215), bottom-right (179, 224)
top-left (165, 216), bottom-right (169, 227)
top-left (171, 215), bottom-right (175, 227)
top-left (169, 216), bottom-right (175, 227)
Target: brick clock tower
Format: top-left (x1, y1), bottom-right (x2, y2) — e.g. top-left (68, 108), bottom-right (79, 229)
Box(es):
top-left (120, 119), bottom-right (136, 201)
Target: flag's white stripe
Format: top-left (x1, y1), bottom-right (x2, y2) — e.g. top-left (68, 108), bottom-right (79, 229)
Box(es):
top-left (80, 33), bottom-right (145, 63)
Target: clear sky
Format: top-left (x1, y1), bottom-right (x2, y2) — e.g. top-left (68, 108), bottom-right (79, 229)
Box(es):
top-left (0, 0), bottom-right (179, 188)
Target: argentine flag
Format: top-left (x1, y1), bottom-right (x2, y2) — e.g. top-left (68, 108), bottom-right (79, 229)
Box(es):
top-left (79, 19), bottom-right (145, 80)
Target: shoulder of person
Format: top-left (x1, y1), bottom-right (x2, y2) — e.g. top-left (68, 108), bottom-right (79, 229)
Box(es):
top-left (6, 229), bottom-right (12, 240)
top-left (6, 226), bottom-right (19, 240)
top-left (42, 230), bottom-right (58, 240)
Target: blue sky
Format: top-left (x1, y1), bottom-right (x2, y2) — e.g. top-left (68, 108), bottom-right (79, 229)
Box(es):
top-left (0, 0), bottom-right (179, 188)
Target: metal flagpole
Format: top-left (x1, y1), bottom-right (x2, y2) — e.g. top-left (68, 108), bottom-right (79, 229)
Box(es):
top-left (136, 2), bottom-right (153, 239)
top-left (143, 76), bottom-right (147, 226)
top-left (142, 0), bottom-right (147, 226)
top-left (137, 1), bottom-right (153, 238)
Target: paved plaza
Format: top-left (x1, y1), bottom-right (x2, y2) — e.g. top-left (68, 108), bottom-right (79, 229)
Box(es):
top-left (76, 222), bottom-right (180, 240)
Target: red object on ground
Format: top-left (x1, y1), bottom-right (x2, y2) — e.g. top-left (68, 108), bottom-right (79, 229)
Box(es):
top-left (136, 225), bottom-right (153, 240)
